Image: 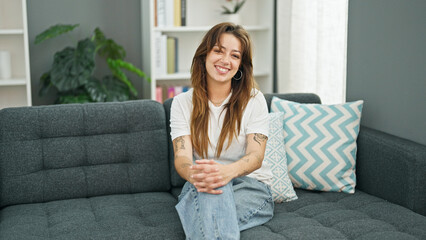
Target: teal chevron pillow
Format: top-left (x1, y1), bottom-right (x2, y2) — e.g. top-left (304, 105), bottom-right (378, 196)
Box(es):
top-left (264, 112), bottom-right (298, 203)
top-left (271, 97), bottom-right (364, 193)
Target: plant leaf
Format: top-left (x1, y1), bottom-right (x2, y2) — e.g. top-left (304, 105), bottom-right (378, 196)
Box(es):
top-left (50, 38), bottom-right (96, 92)
top-left (221, 6), bottom-right (232, 14)
top-left (93, 27), bottom-right (106, 45)
top-left (112, 59), bottom-right (150, 81)
top-left (84, 75), bottom-right (130, 102)
top-left (103, 76), bottom-right (131, 102)
top-left (94, 28), bottom-right (126, 60)
top-left (234, 0), bottom-right (246, 13)
top-left (107, 58), bottom-right (140, 96)
top-left (58, 93), bottom-right (92, 104)
top-left (84, 77), bottom-right (108, 102)
top-left (35, 24), bottom-right (79, 44)
top-left (39, 71), bottom-right (52, 96)
top-left (99, 39), bottom-right (126, 59)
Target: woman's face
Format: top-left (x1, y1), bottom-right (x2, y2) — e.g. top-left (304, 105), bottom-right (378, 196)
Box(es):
top-left (205, 33), bottom-right (242, 85)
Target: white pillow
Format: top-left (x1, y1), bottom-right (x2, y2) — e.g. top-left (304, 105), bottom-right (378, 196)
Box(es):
top-left (263, 112), bottom-right (298, 203)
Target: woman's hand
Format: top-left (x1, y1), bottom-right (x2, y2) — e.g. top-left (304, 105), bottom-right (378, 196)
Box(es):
top-left (191, 133), bottom-right (268, 194)
top-left (190, 160), bottom-right (236, 194)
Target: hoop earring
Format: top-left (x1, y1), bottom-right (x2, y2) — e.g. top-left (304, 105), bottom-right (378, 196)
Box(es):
top-left (233, 70), bottom-right (242, 81)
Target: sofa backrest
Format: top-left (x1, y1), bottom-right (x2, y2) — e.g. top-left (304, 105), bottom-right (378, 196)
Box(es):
top-left (0, 100), bottom-right (171, 208)
top-left (163, 92), bottom-right (321, 188)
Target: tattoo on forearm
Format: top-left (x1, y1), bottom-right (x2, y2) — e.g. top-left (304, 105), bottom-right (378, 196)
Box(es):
top-left (253, 133), bottom-right (268, 145)
top-left (174, 136), bottom-right (185, 150)
top-left (180, 163), bottom-right (192, 169)
top-left (242, 157), bottom-right (250, 163)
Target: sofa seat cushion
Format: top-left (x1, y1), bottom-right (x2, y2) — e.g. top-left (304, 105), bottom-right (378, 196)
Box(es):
top-left (0, 192), bottom-right (185, 240)
top-left (242, 189), bottom-right (426, 240)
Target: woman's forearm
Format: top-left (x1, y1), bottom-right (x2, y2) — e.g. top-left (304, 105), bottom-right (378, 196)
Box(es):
top-left (228, 151), bottom-right (264, 178)
top-left (227, 133), bottom-right (268, 179)
top-left (175, 155), bottom-right (193, 182)
top-left (173, 135), bottom-right (194, 183)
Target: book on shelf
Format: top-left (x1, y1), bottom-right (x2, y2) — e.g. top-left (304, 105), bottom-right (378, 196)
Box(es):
top-left (155, 0), bottom-right (186, 27)
top-left (156, 85), bottom-right (190, 103)
top-left (156, 86), bottom-right (163, 103)
top-left (167, 36), bottom-right (178, 74)
top-left (181, 0), bottom-right (186, 26)
top-left (154, 0), bottom-right (157, 27)
top-left (174, 0), bottom-right (181, 27)
top-left (155, 34), bottom-right (179, 76)
top-left (165, 0), bottom-right (174, 27)
top-left (154, 32), bottom-right (167, 76)
top-left (167, 86), bottom-right (175, 99)
top-left (156, 0), bottom-right (166, 27)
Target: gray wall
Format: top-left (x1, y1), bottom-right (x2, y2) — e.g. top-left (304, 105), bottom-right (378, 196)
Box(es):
top-left (27, 0), bottom-right (146, 106)
top-left (346, 0), bottom-right (426, 145)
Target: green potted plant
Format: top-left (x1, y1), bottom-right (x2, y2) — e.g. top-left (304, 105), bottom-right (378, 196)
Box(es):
top-left (35, 24), bottom-right (149, 104)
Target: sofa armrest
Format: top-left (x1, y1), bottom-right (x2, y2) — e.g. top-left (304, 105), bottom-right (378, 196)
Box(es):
top-left (356, 126), bottom-right (426, 216)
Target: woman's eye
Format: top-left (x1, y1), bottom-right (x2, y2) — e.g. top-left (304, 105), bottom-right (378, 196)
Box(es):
top-left (214, 49), bottom-right (221, 53)
top-left (233, 55), bottom-right (240, 59)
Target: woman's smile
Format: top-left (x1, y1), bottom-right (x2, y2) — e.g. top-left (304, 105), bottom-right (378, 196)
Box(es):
top-left (215, 65), bottom-right (230, 74)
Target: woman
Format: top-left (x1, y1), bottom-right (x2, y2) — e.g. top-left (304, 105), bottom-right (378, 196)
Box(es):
top-left (170, 22), bottom-right (273, 239)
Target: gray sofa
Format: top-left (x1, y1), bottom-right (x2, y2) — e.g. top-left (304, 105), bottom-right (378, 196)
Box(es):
top-left (1, 93), bottom-right (425, 240)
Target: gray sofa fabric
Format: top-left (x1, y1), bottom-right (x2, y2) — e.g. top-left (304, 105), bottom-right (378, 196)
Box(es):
top-left (0, 192), bottom-right (183, 239)
top-left (243, 189), bottom-right (426, 240)
top-left (0, 101), bottom-right (171, 208)
top-left (356, 126), bottom-right (426, 216)
top-left (1, 94), bottom-right (425, 240)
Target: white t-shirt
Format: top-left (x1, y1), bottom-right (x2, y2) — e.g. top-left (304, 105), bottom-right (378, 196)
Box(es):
top-left (170, 88), bottom-right (273, 186)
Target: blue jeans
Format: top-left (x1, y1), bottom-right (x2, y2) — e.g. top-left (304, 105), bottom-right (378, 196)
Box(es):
top-left (175, 176), bottom-right (274, 240)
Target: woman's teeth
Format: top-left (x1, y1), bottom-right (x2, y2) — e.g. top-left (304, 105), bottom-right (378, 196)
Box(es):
top-left (216, 66), bottom-right (229, 73)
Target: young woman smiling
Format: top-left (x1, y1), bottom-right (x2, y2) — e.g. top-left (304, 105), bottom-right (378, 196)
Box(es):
top-left (170, 22), bottom-right (274, 239)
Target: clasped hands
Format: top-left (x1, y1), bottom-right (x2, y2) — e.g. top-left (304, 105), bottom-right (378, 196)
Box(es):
top-left (189, 159), bottom-right (232, 195)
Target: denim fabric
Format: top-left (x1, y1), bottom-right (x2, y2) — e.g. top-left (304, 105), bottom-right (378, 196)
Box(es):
top-left (175, 176), bottom-right (274, 240)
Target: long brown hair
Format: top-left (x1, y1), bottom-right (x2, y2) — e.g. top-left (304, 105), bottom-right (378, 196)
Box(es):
top-left (190, 22), bottom-right (257, 159)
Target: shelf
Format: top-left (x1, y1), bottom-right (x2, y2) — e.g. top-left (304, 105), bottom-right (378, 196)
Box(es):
top-left (0, 0), bottom-right (31, 108)
top-left (0, 79), bottom-right (27, 86)
top-left (156, 71), bottom-right (270, 81)
top-left (154, 25), bottom-right (270, 33)
top-left (157, 72), bottom-right (191, 80)
top-left (0, 29), bottom-right (25, 35)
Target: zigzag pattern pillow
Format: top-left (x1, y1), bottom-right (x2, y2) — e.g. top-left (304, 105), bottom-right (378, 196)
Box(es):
top-left (271, 97), bottom-right (363, 193)
top-left (264, 112), bottom-right (297, 203)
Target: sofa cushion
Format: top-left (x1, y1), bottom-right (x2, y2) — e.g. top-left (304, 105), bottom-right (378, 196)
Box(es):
top-left (0, 192), bottom-right (185, 239)
top-left (271, 97), bottom-right (363, 193)
top-left (264, 112), bottom-right (297, 203)
top-left (241, 189), bottom-right (426, 240)
top-left (264, 93), bottom-right (322, 111)
top-left (0, 100), bottom-right (171, 207)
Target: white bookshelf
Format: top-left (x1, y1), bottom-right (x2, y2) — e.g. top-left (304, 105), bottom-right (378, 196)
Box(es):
top-left (141, 0), bottom-right (274, 101)
top-left (0, 0), bottom-right (32, 109)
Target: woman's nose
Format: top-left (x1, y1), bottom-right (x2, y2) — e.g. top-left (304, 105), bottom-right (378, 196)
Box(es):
top-left (221, 54), bottom-right (230, 65)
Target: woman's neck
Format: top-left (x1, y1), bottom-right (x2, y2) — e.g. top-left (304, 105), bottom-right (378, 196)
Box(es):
top-left (207, 81), bottom-right (231, 105)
